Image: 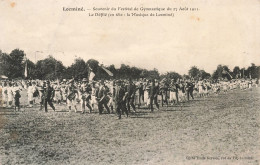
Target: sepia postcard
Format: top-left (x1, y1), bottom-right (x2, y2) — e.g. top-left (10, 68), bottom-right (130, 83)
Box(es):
top-left (0, 0), bottom-right (259, 164)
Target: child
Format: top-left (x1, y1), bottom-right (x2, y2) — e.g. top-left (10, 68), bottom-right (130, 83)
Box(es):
top-left (14, 89), bottom-right (21, 111)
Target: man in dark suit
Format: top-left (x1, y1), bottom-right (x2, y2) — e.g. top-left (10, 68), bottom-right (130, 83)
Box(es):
top-left (137, 79), bottom-right (144, 108)
top-left (96, 80), bottom-right (110, 114)
top-left (114, 80), bottom-right (128, 119)
top-left (66, 79), bottom-right (78, 112)
top-left (126, 78), bottom-right (136, 113)
top-left (186, 80), bottom-right (194, 101)
top-left (44, 81), bottom-right (55, 112)
top-left (80, 78), bottom-right (92, 114)
top-left (160, 78), bottom-right (169, 107)
top-left (149, 79), bottom-right (159, 112)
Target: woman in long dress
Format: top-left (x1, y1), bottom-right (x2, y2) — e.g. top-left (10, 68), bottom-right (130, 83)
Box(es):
top-left (144, 81), bottom-right (150, 107)
top-left (27, 82), bottom-right (34, 107)
top-left (178, 81), bottom-right (186, 103)
top-left (169, 80), bottom-right (178, 105)
top-left (2, 82), bottom-right (8, 107)
top-left (53, 82), bottom-right (62, 104)
top-left (198, 80), bottom-right (204, 97)
top-left (90, 82), bottom-right (98, 111)
top-left (7, 83), bottom-right (14, 108)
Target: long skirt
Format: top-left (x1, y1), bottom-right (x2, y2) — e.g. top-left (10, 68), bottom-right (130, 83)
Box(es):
top-left (2, 94), bottom-right (8, 102)
top-left (198, 86), bottom-right (204, 94)
top-left (169, 91), bottom-right (177, 101)
top-left (90, 95), bottom-right (97, 105)
top-left (144, 91), bottom-right (149, 105)
top-left (28, 93), bottom-right (34, 102)
top-left (54, 91), bottom-right (62, 101)
top-left (178, 91), bottom-right (186, 102)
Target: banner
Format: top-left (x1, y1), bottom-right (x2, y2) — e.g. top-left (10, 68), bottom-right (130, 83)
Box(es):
top-left (222, 69), bottom-right (233, 79)
top-left (0, 75), bottom-right (8, 79)
top-left (222, 69), bottom-right (227, 74)
top-left (24, 61), bottom-right (28, 78)
top-left (57, 78), bottom-right (60, 85)
top-left (89, 72), bottom-right (95, 81)
top-left (101, 66), bottom-right (113, 76)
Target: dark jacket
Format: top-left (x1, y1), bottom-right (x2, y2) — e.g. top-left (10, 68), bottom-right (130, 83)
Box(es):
top-left (149, 83), bottom-right (159, 98)
top-left (44, 86), bottom-right (54, 100)
top-left (126, 83), bottom-right (136, 98)
top-left (96, 85), bottom-right (108, 99)
top-left (114, 85), bottom-right (125, 104)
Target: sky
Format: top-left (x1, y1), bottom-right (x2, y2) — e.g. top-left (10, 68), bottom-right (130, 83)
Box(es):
top-left (1, 0), bottom-right (259, 75)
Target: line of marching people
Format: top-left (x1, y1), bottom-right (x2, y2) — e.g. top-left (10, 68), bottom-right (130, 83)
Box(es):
top-left (0, 77), bottom-right (259, 119)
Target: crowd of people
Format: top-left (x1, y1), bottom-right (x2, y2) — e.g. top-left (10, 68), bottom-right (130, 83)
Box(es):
top-left (0, 77), bottom-right (259, 119)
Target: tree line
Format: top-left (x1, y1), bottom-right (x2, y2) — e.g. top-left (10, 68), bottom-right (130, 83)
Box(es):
top-left (0, 49), bottom-right (259, 81)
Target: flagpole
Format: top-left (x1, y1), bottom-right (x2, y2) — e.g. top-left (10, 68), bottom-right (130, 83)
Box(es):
top-left (87, 63), bottom-right (91, 80)
top-left (24, 55), bottom-right (28, 78)
top-left (35, 51), bottom-right (43, 63)
top-left (226, 71), bottom-right (233, 79)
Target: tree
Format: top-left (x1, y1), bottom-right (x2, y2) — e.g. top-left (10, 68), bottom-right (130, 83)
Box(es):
top-left (188, 66), bottom-right (200, 78)
top-left (212, 65), bottom-right (231, 80)
top-left (257, 66), bottom-right (260, 79)
top-left (247, 63), bottom-right (258, 79)
top-left (26, 59), bottom-right (36, 79)
top-left (183, 74), bottom-right (190, 80)
top-left (139, 68), bottom-right (160, 80)
top-left (35, 55), bottom-right (65, 80)
top-left (9, 49), bottom-right (26, 78)
top-left (233, 66), bottom-right (240, 78)
top-left (200, 70), bottom-right (211, 79)
top-left (130, 66), bottom-right (142, 80)
top-left (118, 64), bottom-right (131, 79)
top-left (212, 65), bottom-right (223, 80)
top-left (106, 64), bottom-right (118, 79)
top-left (68, 58), bottom-right (88, 80)
top-left (95, 65), bottom-right (110, 80)
top-left (148, 68), bottom-right (160, 80)
top-left (160, 71), bottom-right (182, 81)
top-left (0, 51), bottom-right (12, 77)
top-left (240, 67), bottom-right (246, 78)
top-left (86, 59), bottom-right (99, 73)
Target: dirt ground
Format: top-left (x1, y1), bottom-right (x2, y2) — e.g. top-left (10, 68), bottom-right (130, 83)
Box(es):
top-left (0, 88), bottom-right (259, 165)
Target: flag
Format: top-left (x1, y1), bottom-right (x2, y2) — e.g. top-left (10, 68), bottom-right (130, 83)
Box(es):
top-left (222, 68), bottom-right (233, 79)
top-left (24, 60), bottom-right (28, 78)
top-left (0, 75), bottom-right (8, 79)
top-left (89, 72), bottom-right (95, 81)
top-left (101, 66), bottom-right (113, 76)
top-left (21, 79), bottom-right (27, 89)
top-left (87, 64), bottom-right (96, 80)
top-left (57, 78), bottom-right (60, 86)
top-left (226, 72), bottom-right (233, 79)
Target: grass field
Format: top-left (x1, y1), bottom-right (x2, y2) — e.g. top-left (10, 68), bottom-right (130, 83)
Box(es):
top-left (0, 88), bottom-right (259, 165)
